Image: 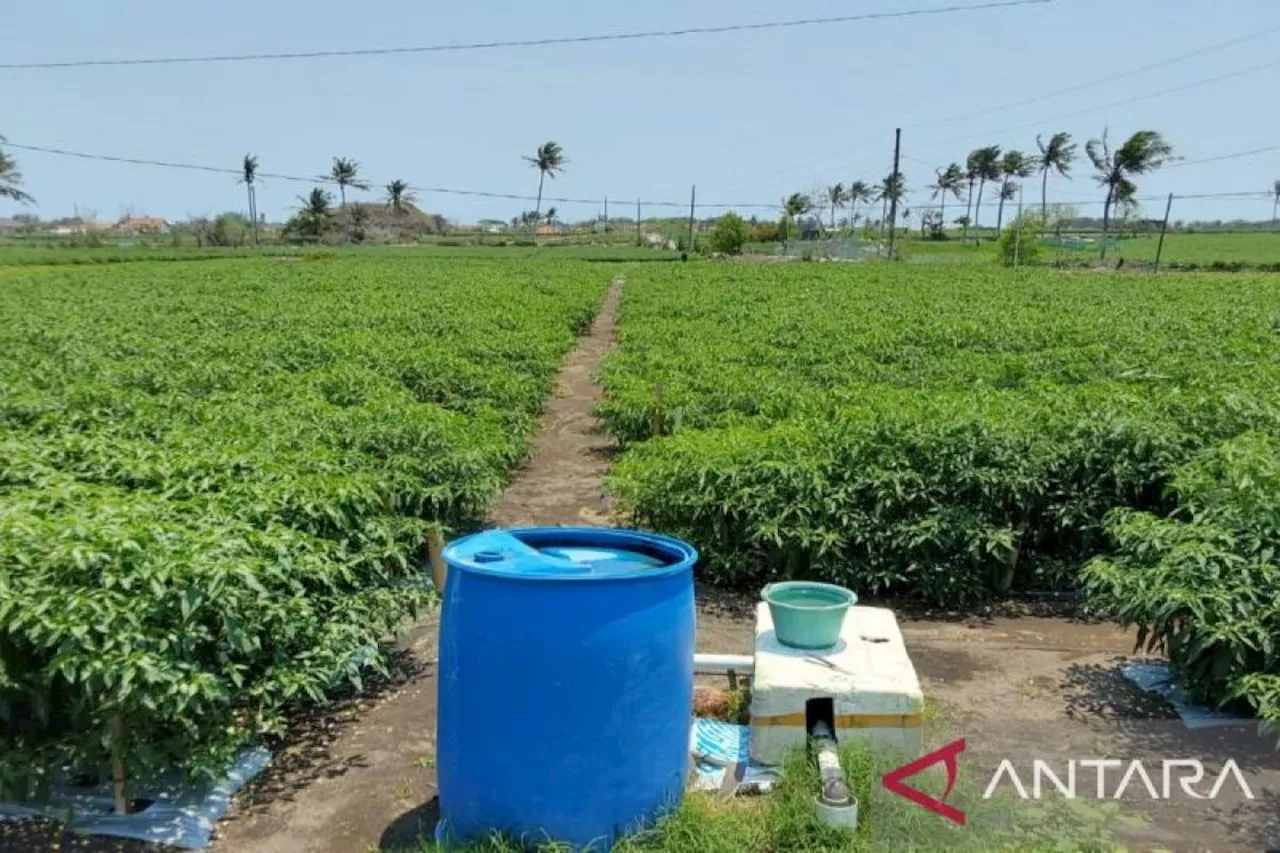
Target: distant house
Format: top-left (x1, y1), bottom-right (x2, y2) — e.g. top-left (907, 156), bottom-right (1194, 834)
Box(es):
top-left (49, 219), bottom-right (113, 235)
top-left (114, 216), bottom-right (168, 234)
top-left (536, 222), bottom-right (567, 236)
top-left (0, 218), bottom-right (21, 234)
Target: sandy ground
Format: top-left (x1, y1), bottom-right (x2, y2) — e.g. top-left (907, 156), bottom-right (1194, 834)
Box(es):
top-left (8, 276), bottom-right (1276, 853)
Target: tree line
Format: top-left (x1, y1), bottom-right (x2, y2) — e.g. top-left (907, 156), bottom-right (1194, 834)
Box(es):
top-left (794, 128), bottom-right (1184, 258)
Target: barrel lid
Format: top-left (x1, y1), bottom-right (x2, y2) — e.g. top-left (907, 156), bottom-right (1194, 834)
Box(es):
top-left (442, 527), bottom-right (697, 581)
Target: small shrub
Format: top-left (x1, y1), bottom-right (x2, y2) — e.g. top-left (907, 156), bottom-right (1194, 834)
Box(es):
top-left (997, 213), bottom-right (1046, 266)
top-left (708, 213), bottom-right (748, 256)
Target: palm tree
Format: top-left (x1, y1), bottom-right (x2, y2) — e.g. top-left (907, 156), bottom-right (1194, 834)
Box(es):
top-left (543, 206), bottom-right (558, 227)
top-left (1272, 179), bottom-right (1280, 225)
top-left (299, 187), bottom-right (333, 217)
top-left (0, 138), bottom-right (35, 206)
top-left (524, 142), bottom-right (566, 242)
top-left (825, 183), bottom-right (848, 230)
top-left (876, 172), bottom-right (907, 241)
top-left (238, 154), bottom-right (259, 245)
top-left (846, 181), bottom-right (873, 229)
top-left (995, 150), bottom-right (1033, 234)
top-left (1035, 132), bottom-right (1077, 222)
top-left (385, 179), bottom-right (416, 216)
top-left (1085, 129), bottom-right (1174, 259)
top-left (928, 163), bottom-right (965, 237)
top-left (289, 187), bottom-right (334, 241)
top-left (961, 156), bottom-right (978, 243)
top-left (967, 145), bottom-right (1002, 243)
top-left (781, 192), bottom-right (812, 249)
top-left (328, 157), bottom-right (368, 209)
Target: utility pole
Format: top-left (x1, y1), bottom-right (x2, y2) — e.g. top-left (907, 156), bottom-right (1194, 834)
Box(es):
top-left (1153, 192), bottom-right (1174, 274)
top-left (636, 198), bottom-right (642, 246)
top-left (687, 185), bottom-right (696, 254)
top-left (886, 127), bottom-right (902, 260)
top-left (1013, 182), bottom-right (1024, 268)
top-left (604, 196), bottom-right (609, 233)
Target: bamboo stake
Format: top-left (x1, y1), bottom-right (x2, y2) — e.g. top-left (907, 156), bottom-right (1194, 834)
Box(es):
top-left (428, 527), bottom-right (447, 595)
top-left (652, 382), bottom-right (665, 437)
top-left (112, 715), bottom-right (128, 814)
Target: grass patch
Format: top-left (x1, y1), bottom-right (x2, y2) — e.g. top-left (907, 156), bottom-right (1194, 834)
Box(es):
top-left (405, 741), bottom-right (1129, 852)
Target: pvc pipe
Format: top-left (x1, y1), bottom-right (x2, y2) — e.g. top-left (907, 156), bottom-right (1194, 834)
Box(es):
top-left (811, 721), bottom-right (853, 807)
top-left (693, 653), bottom-right (754, 675)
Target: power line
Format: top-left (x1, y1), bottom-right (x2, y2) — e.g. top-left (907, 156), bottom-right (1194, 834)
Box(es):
top-left (0, 0), bottom-right (1050, 70)
top-left (1164, 144), bottom-right (1280, 170)
top-left (913, 23), bottom-right (1280, 131)
top-left (915, 56), bottom-right (1280, 154)
top-left (759, 23), bottom-right (1280, 187)
top-left (1, 139), bottom-right (782, 210)
top-left (5, 138), bottom-right (1272, 219)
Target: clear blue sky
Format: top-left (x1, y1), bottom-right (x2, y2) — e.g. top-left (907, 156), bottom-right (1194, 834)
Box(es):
top-left (4, 0), bottom-right (1278, 225)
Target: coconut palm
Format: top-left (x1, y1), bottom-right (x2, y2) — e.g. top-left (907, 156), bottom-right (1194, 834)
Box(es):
top-left (928, 163), bottom-right (966, 237)
top-left (825, 183), bottom-right (848, 230)
top-left (996, 150), bottom-right (1033, 234)
top-left (328, 157), bottom-right (368, 209)
top-left (966, 145), bottom-right (1002, 243)
top-left (1272, 179), bottom-right (1280, 225)
top-left (781, 192), bottom-right (812, 249)
top-left (385, 179), bottom-right (416, 216)
top-left (524, 141), bottom-right (566, 242)
top-left (876, 172), bottom-right (907, 240)
top-left (299, 187), bottom-right (333, 218)
top-left (1085, 129), bottom-right (1174, 259)
top-left (846, 180), bottom-right (873, 229)
top-left (238, 154), bottom-right (259, 245)
top-left (1035, 132), bottom-right (1077, 222)
top-left (0, 138), bottom-right (34, 205)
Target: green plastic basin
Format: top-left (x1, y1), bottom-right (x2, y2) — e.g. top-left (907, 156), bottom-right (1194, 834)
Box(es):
top-left (762, 581), bottom-right (857, 649)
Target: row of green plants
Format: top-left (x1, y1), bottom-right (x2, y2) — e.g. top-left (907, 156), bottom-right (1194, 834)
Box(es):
top-left (0, 255), bottom-right (604, 800)
top-left (1083, 432), bottom-right (1280, 721)
top-left (600, 263), bottom-right (1280, 718)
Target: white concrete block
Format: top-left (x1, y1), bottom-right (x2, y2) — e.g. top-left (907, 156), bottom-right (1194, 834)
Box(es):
top-left (748, 603), bottom-right (924, 765)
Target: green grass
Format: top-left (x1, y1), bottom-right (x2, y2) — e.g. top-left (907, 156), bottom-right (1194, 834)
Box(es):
top-left (0, 240), bottom-right (680, 267)
top-left (408, 743), bottom-right (1129, 852)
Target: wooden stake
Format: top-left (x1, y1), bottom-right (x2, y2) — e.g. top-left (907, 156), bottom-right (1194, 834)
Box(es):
top-left (112, 715), bottom-right (128, 814)
top-left (428, 527), bottom-right (447, 595)
top-left (1153, 192), bottom-right (1174, 274)
top-left (652, 382), bottom-right (665, 438)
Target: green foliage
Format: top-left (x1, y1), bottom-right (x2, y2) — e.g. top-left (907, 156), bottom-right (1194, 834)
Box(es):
top-left (1082, 433), bottom-right (1280, 722)
top-left (997, 213), bottom-right (1046, 266)
top-left (600, 265), bottom-right (1280, 604)
top-left (209, 212), bottom-right (250, 247)
top-left (0, 255), bottom-right (603, 797)
top-left (708, 213), bottom-right (748, 255)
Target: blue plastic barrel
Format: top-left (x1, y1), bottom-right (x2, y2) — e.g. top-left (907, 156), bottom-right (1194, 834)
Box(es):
top-left (437, 527), bottom-right (697, 851)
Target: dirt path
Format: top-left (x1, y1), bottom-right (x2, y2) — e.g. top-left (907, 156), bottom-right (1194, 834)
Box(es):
top-left (485, 278), bottom-right (621, 527)
top-left (210, 280), bottom-right (624, 853)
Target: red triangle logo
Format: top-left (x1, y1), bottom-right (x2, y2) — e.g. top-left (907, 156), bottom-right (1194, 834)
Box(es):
top-left (882, 737), bottom-right (967, 826)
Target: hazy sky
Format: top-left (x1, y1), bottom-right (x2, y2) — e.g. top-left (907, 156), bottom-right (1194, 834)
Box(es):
top-left (5, 0), bottom-right (1279, 225)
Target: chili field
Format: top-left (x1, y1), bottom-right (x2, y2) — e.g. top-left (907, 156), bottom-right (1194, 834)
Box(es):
top-left (0, 254), bottom-right (604, 797)
top-left (601, 263), bottom-right (1280, 719)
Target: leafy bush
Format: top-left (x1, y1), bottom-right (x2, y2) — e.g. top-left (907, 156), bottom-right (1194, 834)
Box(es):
top-left (997, 213), bottom-right (1045, 266)
top-left (708, 213), bottom-right (748, 255)
top-left (1082, 433), bottom-right (1280, 721)
top-left (209, 212), bottom-right (251, 247)
top-left (0, 255), bottom-right (604, 798)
